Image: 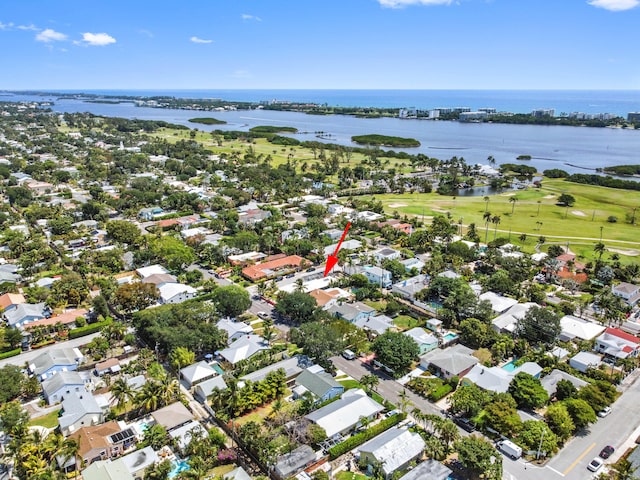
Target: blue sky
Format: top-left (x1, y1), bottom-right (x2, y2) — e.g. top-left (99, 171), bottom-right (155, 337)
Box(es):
top-left (1, 0), bottom-right (639, 90)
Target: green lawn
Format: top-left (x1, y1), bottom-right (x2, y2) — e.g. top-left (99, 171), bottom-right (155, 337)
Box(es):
top-left (336, 472), bottom-right (369, 480)
top-left (393, 315), bottom-right (422, 331)
top-left (28, 409), bottom-right (60, 429)
top-left (364, 300), bottom-right (387, 311)
top-left (339, 379), bottom-right (363, 390)
top-left (371, 179), bottom-right (640, 251)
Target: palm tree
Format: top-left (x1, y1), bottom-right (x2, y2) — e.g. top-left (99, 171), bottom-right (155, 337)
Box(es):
top-left (509, 196), bottom-right (518, 214)
top-left (609, 458), bottom-right (637, 480)
top-left (360, 374), bottom-right (379, 393)
top-left (435, 419), bottom-right (460, 450)
top-left (483, 211), bottom-right (492, 243)
top-left (519, 233), bottom-right (527, 243)
top-left (397, 389), bottom-right (413, 414)
top-left (110, 377), bottom-right (134, 409)
top-left (491, 215), bottom-right (501, 240)
top-left (483, 196), bottom-right (490, 212)
top-left (135, 381), bottom-right (163, 413)
top-left (537, 200), bottom-right (542, 216)
top-left (594, 242), bottom-right (607, 262)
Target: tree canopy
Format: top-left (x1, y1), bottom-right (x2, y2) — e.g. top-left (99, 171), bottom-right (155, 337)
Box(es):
top-left (212, 285), bottom-right (251, 318)
top-left (508, 372), bottom-right (549, 410)
top-left (275, 291), bottom-right (317, 324)
top-left (372, 331), bottom-right (420, 377)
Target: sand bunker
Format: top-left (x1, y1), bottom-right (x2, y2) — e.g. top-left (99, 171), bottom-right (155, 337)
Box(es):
top-left (609, 248), bottom-right (640, 256)
top-left (571, 210), bottom-right (587, 217)
top-left (389, 203), bottom-right (408, 208)
top-left (543, 195), bottom-right (555, 199)
top-left (502, 192), bottom-right (516, 196)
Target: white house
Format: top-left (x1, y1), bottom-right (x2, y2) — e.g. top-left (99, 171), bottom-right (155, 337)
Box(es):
top-left (216, 318), bottom-right (254, 344)
top-left (594, 327), bottom-right (640, 359)
top-left (358, 427), bottom-right (426, 479)
top-left (612, 282), bottom-right (640, 306)
top-left (559, 315), bottom-right (606, 342)
top-left (569, 351), bottom-right (602, 373)
top-left (491, 302), bottom-right (537, 334)
top-left (158, 283), bottom-right (198, 304)
top-left (372, 247), bottom-right (401, 264)
top-left (478, 292), bottom-right (518, 314)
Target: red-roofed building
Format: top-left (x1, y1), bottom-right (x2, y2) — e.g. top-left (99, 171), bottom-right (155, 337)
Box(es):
top-left (25, 308), bottom-right (88, 331)
top-left (242, 255), bottom-right (306, 281)
top-left (376, 219), bottom-right (413, 235)
top-left (157, 219), bottom-right (179, 229)
top-left (595, 327), bottom-right (640, 359)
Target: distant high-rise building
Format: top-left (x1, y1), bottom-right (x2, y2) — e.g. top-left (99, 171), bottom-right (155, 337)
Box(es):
top-left (531, 108), bottom-right (555, 118)
top-left (628, 112), bottom-right (640, 122)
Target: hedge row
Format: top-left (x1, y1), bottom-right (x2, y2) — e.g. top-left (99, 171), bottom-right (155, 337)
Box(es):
top-left (429, 384), bottom-right (453, 402)
top-left (0, 348), bottom-right (20, 360)
top-left (328, 412), bottom-right (406, 459)
top-left (69, 318), bottom-right (113, 339)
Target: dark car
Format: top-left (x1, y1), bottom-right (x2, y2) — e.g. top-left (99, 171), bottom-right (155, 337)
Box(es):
top-left (453, 416), bottom-right (476, 433)
top-left (285, 273), bottom-right (295, 278)
top-left (307, 267), bottom-right (316, 272)
top-left (599, 445), bottom-right (615, 459)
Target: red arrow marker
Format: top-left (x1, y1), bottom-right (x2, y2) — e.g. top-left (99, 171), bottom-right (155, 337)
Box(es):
top-left (324, 222), bottom-right (351, 277)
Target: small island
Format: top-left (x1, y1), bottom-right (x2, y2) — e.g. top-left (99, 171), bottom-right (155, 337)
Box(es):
top-left (516, 155), bottom-right (532, 160)
top-left (188, 117), bottom-right (227, 125)
top-left (249, 125), bottom-right (298, 133)
top-left (600, 164), bottom-right (640, 176)
top-left (351, 134), bottom-right (420, 147)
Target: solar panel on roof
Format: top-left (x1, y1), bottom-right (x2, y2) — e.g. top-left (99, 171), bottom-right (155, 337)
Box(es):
top-left (110, 428), bottom-right (135, 443)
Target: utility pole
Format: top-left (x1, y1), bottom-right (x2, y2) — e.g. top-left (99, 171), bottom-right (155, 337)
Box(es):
top-left (536, 427), bottom-right (546, 460)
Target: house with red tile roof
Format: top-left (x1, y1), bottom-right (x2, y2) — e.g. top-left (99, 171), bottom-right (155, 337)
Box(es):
top-left (241, 255), bottom-right (306, 281)
top-left (595, 327), bottom-right (640, 359)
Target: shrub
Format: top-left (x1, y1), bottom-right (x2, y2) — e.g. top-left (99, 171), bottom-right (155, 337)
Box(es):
top-left (0, 348), bottom-right (20, 360)
top-left (69, 318), bottom-right (112, 339)
top-left (328, 413), bottom-right (406, 459)
top-left (429, 384), bottom-right (453, 401)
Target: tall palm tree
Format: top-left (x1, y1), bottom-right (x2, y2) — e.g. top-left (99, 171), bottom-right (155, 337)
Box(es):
top-left (594, 242), bottom-right (607, 262)
top-left (609, 458), bottom-right (637, 480)
top-left (110, 377), bottom-right (134, 409)
top-left (483, 211), bottom-right (492, 244)
top-left (436, 419), bottom-right (460, 450)
top-left (397, 389), bottom-right (413, 414)
top-left (509, 196), bottom-right (518, 214)
top-left (491, 215), bottom-right (501, 240)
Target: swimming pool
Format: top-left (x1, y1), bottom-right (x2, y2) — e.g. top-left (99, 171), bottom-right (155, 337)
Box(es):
top-left (502, 359), bottom-right (518, 372)
top-left (442, 332), bottom-right (458, 343)
top-left (168, 459), bottom-right (190, 478)
top-left (211, 362), bottom-right (224, 375)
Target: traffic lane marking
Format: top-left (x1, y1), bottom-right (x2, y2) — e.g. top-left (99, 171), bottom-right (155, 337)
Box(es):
top-left (563, 442), bottom-right (596, 475)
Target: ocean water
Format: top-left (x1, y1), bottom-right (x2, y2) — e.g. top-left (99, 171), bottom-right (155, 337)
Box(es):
top-left (5, 89), bottom-right (640, 116)
top-left (2, 90), bottom-right (640, 174)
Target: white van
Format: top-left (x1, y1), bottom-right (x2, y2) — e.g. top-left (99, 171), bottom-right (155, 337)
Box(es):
top-left (498, 440), bottom-right (522, 460)
top-left (342, 349), bottom-right (356, 360)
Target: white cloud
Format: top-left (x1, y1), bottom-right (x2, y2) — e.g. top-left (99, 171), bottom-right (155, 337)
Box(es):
top-left (17, 24), bottom-right (38, 31)
top-left (588, 0), bottom-right (639, 10)
top-left (35, 28), bottom-right (68, 42)
top-left (0, 22), bottom-right (14, 30)
top-left (190, 36), bottom-right (212, 44)
top-left (76, 32), bottom-right (116, 46)
top-left (378, 0), bottom-right (453, 6)
top-left (241, 14), bottom-right (262, 21)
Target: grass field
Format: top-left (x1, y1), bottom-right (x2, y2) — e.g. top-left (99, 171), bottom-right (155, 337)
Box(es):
top-left (336, 472), bottom-right (369, 480)
top-left (393, 315), bottom-right (422, 331)
top-left (28, 409), bottom-right (60, 429)
top-left (370, 179), bottom-right (640, 253)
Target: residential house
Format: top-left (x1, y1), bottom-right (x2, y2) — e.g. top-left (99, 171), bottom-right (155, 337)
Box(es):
top-left (67, 421), bottom-right (133, 467)
top-left (305, 389), bottom-right (385, 438)
top-left (377, 219), bottom-right (413, 236)
top-left (403, 327), bottom-right (439, 354)
top-left (540, 369), bottom-right (588, 398)
top-left (323, 228), bottom-right (344, 241)
top-left (169, 420), bottom-right (206, 451)
top-left (4, 302), bottom-right (48, 329)
top-left (81, 459), bottom-right (134, 480)
top-left (358, 427), bottom-right (426, 479)
top-left (238, 208), bottom-right (271, 226)
top-left (26, 308), bottom-right (89, 331)
top-left (141, 273), bottom-right (177, 286)
top-left (273, 445), bottom-right (316, 480)
top-left (372, 247), bottom-right (402, 264)
top-left (116, 446), bottom-right (159, 478)
top-left (309, 288), bottom-right (353, 310)
top-left (158, 282), bottom-right (198, 304)
top-left (595, 327), bottom-right (640, 359)
top-left (327, 301), bottom-right (375, 323)
top-left (29, 347), bottom-right (85, 380)
top-left (560, 315), bottom-right (606, 342)
top-left (217, 334), bottom-right (268, 365)
top-left (293, 367), bottom-right (344, 403)
top-left (391, 275), bottom-right (429, 302)
top-left (612, 282), bottom-right (640, 306)
top-left (194, 376), bottom-right (228, 403)
top-left (241, 255), bottom-right (305, 281)
top-left (478, 292), bottom-right (518, 314)
top-left (180, 361), bottom-right (218, 389)
top-left (135, 264), bottom-right (170, 279)
top-left (354, 315), bottom-right (395, 336)
top-left (25, 179), bottom-right (54, 196)
top-left (95, 358), bottom-right (121, 376)
top-left (420, 344), bottom-right (478, 379)
top-left (491, 303), bottom-right (537, 335)
top-left (42, 371), bottom-right (90, 405)
top-left (59, 392), bottom-right (105, 436)
top-left (569, 351), bottom-right (602, 373)
top-left (151, 402), bottom-right (194, 432)
top-left (216, 318), bottom-right (254, 343)
top-left (345, 265), bottom-right (392, 288)
top-left (352, 210), bottom-right (384, 222)
top-left (322, 239), bottom-right (362, 256)
top-left (0, 292), bottom-right (26, 312)
top-left (462, 362), bottom-right (542, 394)
top-left (35, 276), bottom-right (61, 289)
top-left (400, 257), bottom-right (425, 273)
top-left (399, 459), bottom-right (452, 480)
top-left (224, 466), bottom-right (253, 480)
top-left (240, 357), bottom-right (302, 387)
top-left (227, 251), bottom-right (267, 266)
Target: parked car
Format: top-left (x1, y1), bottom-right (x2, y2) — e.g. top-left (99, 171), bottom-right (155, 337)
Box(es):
top-left (598, 406), bottom-right (612, 418)
top-left (307, 267), bottom-right (316, 272)
top-left (599, 445), bottom-right (615, 459)
top-left (342, 349), bottom-right (356, 360)
top-left (257, 311), bottom-right (270, 320)
top-left (587, 457), bottom-right (604, 472)
top-left (453, 416), bottom-right (476, 433)
top-left (497, 440), bottom-right (522, 460)
top-left (285, 273), bottom-right (295, 278)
